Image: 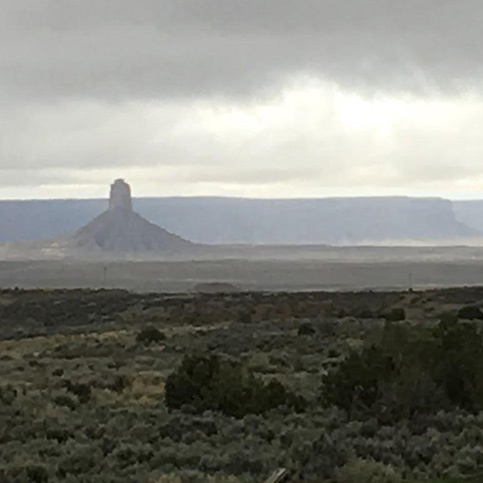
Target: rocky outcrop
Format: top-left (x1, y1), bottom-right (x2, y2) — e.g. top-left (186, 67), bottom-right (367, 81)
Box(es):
top-left (109, 179), bottom-right (132, 212)
top-left (64, 180), bottom-right (194, 254)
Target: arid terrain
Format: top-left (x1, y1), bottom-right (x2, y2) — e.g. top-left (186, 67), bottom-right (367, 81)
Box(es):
top-left (3, 246), bottom-right (483, 292)
top-left (2, 287), bottom-right (483, 481)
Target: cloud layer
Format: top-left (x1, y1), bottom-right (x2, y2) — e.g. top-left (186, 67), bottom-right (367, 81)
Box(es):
top-left (1, 1), bottom-right (483, 199)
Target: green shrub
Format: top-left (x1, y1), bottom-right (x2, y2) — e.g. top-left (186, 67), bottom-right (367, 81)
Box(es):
top-left (0, 385), bottom-right (17, 405)
top-left (165, 353), bottom-right (304, 417)
top-left (328, 348), bottom-right (340, 358)
top-left (63, 380), bottom-right (91, 403)
top-left (382, 308), bottom-right (406, 322)
top-left (136, 326), bottom-right (167, 345)
top-left (238, 311), bottom-right (253, 324)
top-left (3, 465), bottom-right (49, 483)
top-left (298, 322), bottom-right (316, 336)
top-left (322, 344), bottom-right (397, 415)
top-left (26, 465), bottom-right (49, 483)
top-left (335, 458), bottom-right (402, 483)
top-left (457, 306), bottom-right (483, 320)
top-left (322, 320), bottom-right (483, 418)
top-left (354, 307), bottom-right (375, 319)
top-left (53, 393), bottom-right (77, 410)
top-left (439, 311), bottom-right (458, 326)
top-left (110, 374), bottom-right (130, 393)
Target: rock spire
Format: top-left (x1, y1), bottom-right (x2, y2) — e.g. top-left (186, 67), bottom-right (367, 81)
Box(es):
top-left (109, 179), bottom-right (132, 212)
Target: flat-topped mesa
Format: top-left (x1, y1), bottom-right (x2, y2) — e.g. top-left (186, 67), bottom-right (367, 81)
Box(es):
top-left (109, 179), bottom-right (132, 212)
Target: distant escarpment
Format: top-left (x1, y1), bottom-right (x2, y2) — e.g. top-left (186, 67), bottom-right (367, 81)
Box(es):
top-left (0, 194), bottom-right (478, 246)
top-left (453, 200), bottom-right (483, 235)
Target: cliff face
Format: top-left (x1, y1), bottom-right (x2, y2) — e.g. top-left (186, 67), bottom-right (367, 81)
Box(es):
top-left (453, 201), bottom-right (483, 234)
top-left (0, 196), bottom-right (478, 246)
top-left (0, 199), bottom-right (104, 242)
top-left (132, 196), bottom-right (477, 244)
top-left (109, 179), bottom-right (132, 212)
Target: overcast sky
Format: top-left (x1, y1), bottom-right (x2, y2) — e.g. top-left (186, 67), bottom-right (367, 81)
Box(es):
top-left (1, 0), bottom-right (483, 200)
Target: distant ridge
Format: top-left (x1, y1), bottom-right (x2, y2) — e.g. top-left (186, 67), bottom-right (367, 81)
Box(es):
top-left (453, 201), bottom-right (483, 235)
top-left (0, 193), bottom-right (480, 246)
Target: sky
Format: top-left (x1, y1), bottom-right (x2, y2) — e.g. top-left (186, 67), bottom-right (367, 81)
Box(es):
top-left (1, 0), bottom-right (483, 200)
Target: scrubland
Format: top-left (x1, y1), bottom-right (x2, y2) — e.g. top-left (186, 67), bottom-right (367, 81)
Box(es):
top-left (2, 287), bottom-right (483, 482)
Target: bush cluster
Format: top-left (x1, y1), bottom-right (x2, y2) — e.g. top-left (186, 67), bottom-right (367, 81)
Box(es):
top-left (322, 318), bottom-right (483, 420)
top-left (136, 326), bottom-right (167, 345)
top-left (165, 354), bottom-right (305, 417)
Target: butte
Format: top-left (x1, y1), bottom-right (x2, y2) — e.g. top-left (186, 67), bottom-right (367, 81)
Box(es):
top-left (66, 179), bottom-right (195, 254)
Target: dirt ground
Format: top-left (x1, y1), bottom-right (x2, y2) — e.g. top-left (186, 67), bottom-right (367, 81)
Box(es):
top-left (2, 254), bottom-right (483, 292)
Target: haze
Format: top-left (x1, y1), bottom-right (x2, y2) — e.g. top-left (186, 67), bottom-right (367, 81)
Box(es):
top-left (1, 1), bottom-right (482, 200)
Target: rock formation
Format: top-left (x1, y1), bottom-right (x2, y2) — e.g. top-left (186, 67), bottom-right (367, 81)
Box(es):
top-left (65, 180), bottom-right (195, 254)
top-left (109, 179), bottom-right (132, 212)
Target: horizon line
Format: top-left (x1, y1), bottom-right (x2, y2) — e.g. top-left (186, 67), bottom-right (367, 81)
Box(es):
top-left (0, 194), bottom-right (482, 203)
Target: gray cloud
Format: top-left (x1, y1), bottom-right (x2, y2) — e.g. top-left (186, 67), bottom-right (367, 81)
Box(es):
top-left (2, 85), bottom-right (482, 198)
top-left (1, 0), bottom-right (483, 103)
top-left (2, 1), bottom-right (483, 200)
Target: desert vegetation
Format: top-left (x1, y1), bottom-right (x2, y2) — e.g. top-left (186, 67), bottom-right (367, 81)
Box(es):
top-left (2, 287), bottom-right (483, 481)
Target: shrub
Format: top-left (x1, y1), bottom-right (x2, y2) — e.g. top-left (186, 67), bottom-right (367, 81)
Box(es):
top-left (57, 450), bottom-right (96, 478)
top-left (335, 458), bottom-right (402, 483)
top-left (440, 311), bottom-right (458, 326)
top-left (298, 322), bottom-right (316, 336)
top-left (322, 320), bottom-right (483, 418)
top-left (457, 306), bottom-right (483, 320)
top-left (238, 311), bottom-right (253, 324)
top-left (432, 320), bottom-right (483, 410)
top-left (64, 380), bottom-right (91, 403)
top-left (53, 393), bottom-right (77, 410)
top-left (165, 354), bottom-right (304, 417)
top-left (354, 307), bottom-right (375, 319)
top-left (382, 308), bottom-right (406, 322)
top-left (3, 465), bottom-right (49, 483)
top-left (136, 326), bottom-right (167, 345)
top-left (26, 465), bottom-right (49, 483)
top-left (110, 375), bottom-right (130, 393)
top-left (0, 385), bottom-right (17, 405)
top-left (322, 344), bottom-right (397, 415)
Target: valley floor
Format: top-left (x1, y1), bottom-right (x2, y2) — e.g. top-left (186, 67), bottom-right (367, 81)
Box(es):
top-left (3, 251), bottom-right (483, 292)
